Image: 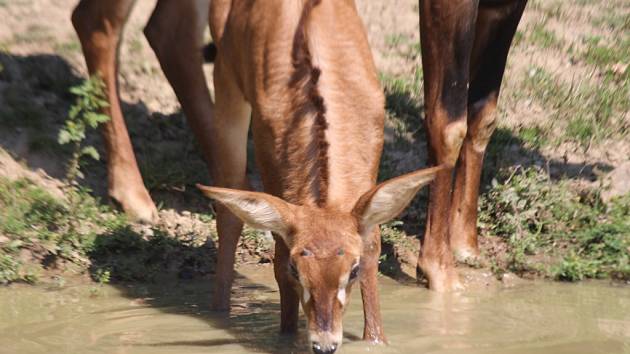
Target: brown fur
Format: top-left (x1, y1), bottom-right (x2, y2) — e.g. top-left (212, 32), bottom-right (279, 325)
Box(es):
top-left (206, 2), bottom-right (388, 349)
top-left (287, 0), bottom-right (329, 207)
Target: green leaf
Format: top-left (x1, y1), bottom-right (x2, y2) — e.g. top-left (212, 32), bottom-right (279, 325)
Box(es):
top-left (58, 130), bottom-right (72, 145)
top-left (80, 146), bottom-right (100, 161)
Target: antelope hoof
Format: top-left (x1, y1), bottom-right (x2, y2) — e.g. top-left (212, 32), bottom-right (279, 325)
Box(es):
top-left (110, 187), bottom-right (158, 224)
top-left (362, 334), bottom-right (387, 345)
top-left (417, 261), bottom-right (464, 292)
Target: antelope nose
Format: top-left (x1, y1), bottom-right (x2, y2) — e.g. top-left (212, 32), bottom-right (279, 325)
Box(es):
top-left (311, 342), bottom-right (338, 354)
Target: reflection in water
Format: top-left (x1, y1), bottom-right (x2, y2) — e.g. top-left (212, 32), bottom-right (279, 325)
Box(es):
top-left (0, 265), bottom-right (628, 354)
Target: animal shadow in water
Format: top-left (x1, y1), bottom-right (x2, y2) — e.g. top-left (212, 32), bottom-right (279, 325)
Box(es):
top-left (87, 227), bottom-right (366, 353)
top-left (87, 226), bottom-right (303, 353)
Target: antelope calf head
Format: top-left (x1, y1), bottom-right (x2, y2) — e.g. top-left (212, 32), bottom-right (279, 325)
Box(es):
top-left (198, 166), bottom-right (440, 352)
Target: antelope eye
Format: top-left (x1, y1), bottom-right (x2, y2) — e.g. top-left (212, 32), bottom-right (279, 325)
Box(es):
top-left (349, 265), bottom-right (360, 281)
top-left (289, 262), bottom-right (299, 279)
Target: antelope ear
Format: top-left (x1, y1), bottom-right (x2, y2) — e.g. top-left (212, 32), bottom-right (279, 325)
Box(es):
top-left (352, 166), bottom-right (444, 232)
top-left (197, 185), bottom-right (296, 243)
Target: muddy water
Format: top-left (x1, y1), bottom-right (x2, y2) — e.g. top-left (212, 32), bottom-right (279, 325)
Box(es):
top-left (1, 266), bottom-right (628, 354)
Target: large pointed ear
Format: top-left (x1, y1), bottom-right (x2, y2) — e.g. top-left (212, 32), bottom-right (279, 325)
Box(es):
top-left (196, 184), bottom-right (296, 241)
top-left (352, 166), bottom-right (444, 232)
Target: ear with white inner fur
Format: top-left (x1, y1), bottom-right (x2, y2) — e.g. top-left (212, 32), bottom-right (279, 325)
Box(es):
top-left (196, 184), bottom-right (296, 243)
top-left (352, 166), bottom-right (444, 232)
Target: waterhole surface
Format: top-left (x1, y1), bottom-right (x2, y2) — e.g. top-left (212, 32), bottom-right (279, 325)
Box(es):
top-left (1, 265), bottom-right (628, 354)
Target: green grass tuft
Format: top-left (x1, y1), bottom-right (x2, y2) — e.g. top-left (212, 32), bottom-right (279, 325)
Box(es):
top-left (479, 167), bottom-right (630, 280)
top-left (0, 177), bottom-right (125, 284)
top-left (527, 22), bottom-right (563, 49)
top-left (522, 65), bottom-right (629, 147)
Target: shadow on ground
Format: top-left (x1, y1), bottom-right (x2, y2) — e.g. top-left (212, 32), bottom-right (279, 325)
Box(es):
top-left (0, 52), bottom-right (212, 213)
top-left (382, 89), bottom-right (613, 184)
top-left (0, 53), bottom-right (612, 213)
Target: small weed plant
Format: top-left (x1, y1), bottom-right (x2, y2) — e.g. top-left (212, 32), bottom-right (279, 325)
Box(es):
top-left (0, 177), bottom-right (126, 284)
top-left (58, 75), bottom-right (110, 185)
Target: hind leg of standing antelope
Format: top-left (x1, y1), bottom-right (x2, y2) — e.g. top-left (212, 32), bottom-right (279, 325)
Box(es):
top-left (416, 0), bottom-right (478, 292)
top-left (449, 0), bottom-right (528, 263)
top-left (207, 57), bottom-right (252, 311)
top-left (72, 0), bottom-right (158, 223)
top-left (144, 0), bottom-right (216, 165)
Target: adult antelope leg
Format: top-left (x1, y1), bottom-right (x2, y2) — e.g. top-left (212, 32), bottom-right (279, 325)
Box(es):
top-left (72, 0), bottom-right (158, 223)
top-left (206, 55), bottom-right (252, 311)
top-left (144, 0), bottom-right (216, 166)
top-left (449, 1), bottom-right (528, 262)
top-left (417, 0), bottom-right (478, 292)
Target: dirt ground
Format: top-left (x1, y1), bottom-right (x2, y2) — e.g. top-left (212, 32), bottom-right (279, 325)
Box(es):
top-left (0, 0), bottom-right (628, 284)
